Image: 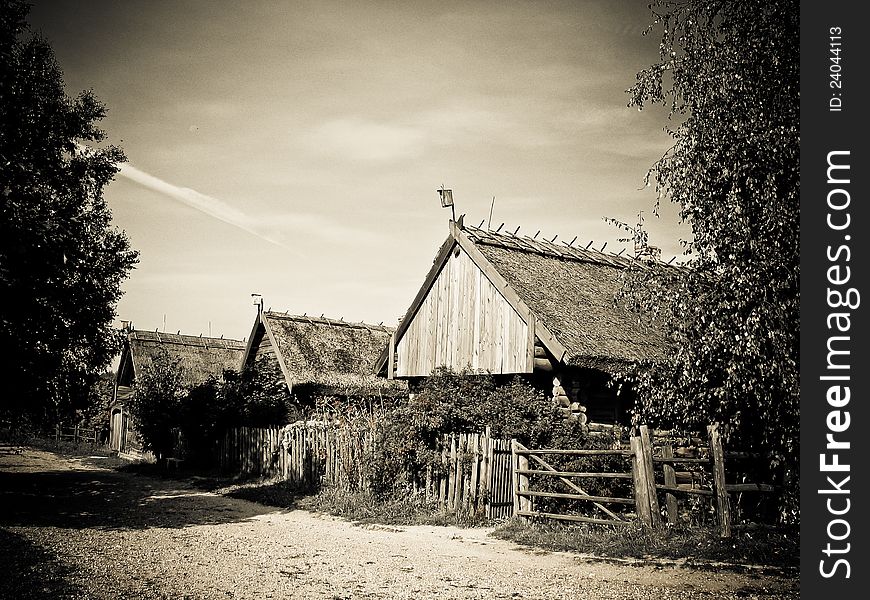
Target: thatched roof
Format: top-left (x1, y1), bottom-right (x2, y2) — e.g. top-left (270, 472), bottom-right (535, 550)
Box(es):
top-left (245, 311), bottom-right (406, 397)
top-left (377, 220), bottom-right (671, 376)
top-left (463, 225), bottom-right (669, 370)
top-left (119, 330), bottom-right (245, 389)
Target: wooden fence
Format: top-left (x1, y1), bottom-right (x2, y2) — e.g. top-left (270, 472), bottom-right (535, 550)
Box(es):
top-left (220, 423), bottom-right (516, 518)
top-left (219, 423), bottom-right (373, 489)
top-left (513, 424), bottom-right (777, 537)
top-left (55, 424), bottom-right (101, 445)
top-left (432, 430), bottom-right (514, 519)
top-left (651, 423), bottom-right (775, 536)
top-left (220, 422), bottom-right (775, 536)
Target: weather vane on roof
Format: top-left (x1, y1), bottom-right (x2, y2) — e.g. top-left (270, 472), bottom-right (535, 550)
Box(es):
top-left (437, 185), bottom-right (455, 222)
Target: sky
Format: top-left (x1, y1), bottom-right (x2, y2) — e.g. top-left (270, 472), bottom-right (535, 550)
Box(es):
top-left (28, 0), bottom-right (689, 344)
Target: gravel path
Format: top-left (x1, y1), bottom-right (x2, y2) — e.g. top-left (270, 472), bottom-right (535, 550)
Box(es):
top-left (0, 446), bottom-right (797, 599)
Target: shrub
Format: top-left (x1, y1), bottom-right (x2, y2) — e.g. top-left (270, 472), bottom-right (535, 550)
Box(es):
top-left (351, 368), bottom-right (590, 500)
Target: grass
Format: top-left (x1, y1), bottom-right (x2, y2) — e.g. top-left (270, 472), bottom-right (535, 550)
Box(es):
top-left (10, 434), bottom-right (129, 468)
top-left (492, 518), bottom-right (799, 570)
top-left (300, 486), bottom-right (489, 527)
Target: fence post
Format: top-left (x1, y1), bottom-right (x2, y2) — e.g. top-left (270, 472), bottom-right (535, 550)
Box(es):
top-left (439, 435), bottom-right (448, 511)
top-left (448, 435), bottom-right (458, 513)
top-left (483, 426), bottom-right (492, 518)
top-left (518, 446), bottom-right (530, 514)
top-left (469, 433), bottom-right (480, 514)
top-left (629, 435), bottom-right (651, 525)
top-left (511, 439), bottom-right (530, 518)
top-left (708, 423), bottom-right (732, 538)
top-left (630, 432), bottom-right (652, 527)
top-left (511, 439), bottom-right (520, 518)
top-left (639, 425), bottom-right (661, 528)
top-left (661, 444), bottom-right (678, 524)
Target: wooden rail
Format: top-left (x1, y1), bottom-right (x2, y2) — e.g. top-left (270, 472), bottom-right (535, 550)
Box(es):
top-left (514, 423), bottom-right (777, 538)
top-left (55, 425), bottom-right (100, 445)
top-left (515, 469), bottom-right (632, 479)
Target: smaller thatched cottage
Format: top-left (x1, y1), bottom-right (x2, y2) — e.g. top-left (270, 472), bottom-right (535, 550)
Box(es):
top-left (240, 309), bottom-right (406, 407)
top-left (110, 328), bottom-right (245, 457)
top-left (375, 218), bottom-right (671, 426)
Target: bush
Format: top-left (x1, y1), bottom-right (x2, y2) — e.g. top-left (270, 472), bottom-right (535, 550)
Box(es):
top-left (351, 368), bottom-right (589, 501)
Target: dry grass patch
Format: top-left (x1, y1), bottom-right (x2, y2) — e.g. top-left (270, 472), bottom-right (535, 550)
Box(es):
top-left (493, 519), bottom-right (799, 570)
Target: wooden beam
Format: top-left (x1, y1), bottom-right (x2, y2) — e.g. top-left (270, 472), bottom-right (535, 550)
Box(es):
top-left (725, 483), bottom-right (776, 493)
top-left (516, 469), bottom-right (632, 479)
top-left (661, 445), bottom-right (678, 524)
top-left (513, 448), bottom-right (632, 456)
top-left (516, 490), bottom-right (634, 504)
top-left (387, 331), bottom-right (396, 380)
top-left (526, 314), bottom-right (536, 372)
top-left (639, 426), bottom-right (661, 528)
top-left (262, 314), bottom-right (295, 394)
top-left (534, 321), bottom-right (568, 363)
top-left (238, 312), bottom-right (264, 372)
top-left (655, 484), bottom-right (714, 496)
top-left (630, 435), bottom-right (652, 527)
top-left (515, 510), bottom-right (632, 526)
top-left (709, 423), bottom-right (732, 538)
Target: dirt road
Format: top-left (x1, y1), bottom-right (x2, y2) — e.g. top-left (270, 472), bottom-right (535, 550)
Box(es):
top-left (0, 446), bottom-right (797, 599)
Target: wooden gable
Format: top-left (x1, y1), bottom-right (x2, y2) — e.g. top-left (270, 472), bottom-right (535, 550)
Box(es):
top-left (396, 242), bottom-right (531, 377)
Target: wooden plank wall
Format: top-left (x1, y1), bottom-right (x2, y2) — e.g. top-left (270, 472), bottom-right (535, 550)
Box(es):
top-left (396, 246), bottom-right (529, 377)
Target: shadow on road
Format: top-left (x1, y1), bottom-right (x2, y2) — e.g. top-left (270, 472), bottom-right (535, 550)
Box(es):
top-left (0, 528), bottom-right (89, 598)
top-left (0, 465), bottom-right (286, 531)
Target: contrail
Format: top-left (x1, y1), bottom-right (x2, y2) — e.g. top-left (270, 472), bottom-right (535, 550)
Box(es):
top-left (116, 162), bottom-right (291, 250)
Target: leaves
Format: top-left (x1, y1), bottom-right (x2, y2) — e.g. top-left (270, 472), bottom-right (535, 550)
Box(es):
top-left (0, 0), bottom-right (138, 430)
top-left (129, 350), bottom-right (186, 459)
top-left (617, 0), bottom-right (798, 522)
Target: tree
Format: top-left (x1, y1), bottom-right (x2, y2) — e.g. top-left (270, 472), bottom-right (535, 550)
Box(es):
top-left (0, 0), bottom-right (137, 431)
top-left (618, 0), bottom-right (799, 521)
top-left (220, 361), bottom-right (300, 427)
top-left (129, 350), bottom-right (185, 462)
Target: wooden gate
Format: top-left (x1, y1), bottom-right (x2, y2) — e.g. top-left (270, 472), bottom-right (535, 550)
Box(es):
top-left (434, 429), bottom-right (514, 519)
top-left (511, 440), bottom-right (635, 526)
top-left (514, 424), bottom-right (777, 536)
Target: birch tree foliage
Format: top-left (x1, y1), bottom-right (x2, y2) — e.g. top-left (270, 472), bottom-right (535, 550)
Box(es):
top-left (617, 0), bottom-right (799, 520)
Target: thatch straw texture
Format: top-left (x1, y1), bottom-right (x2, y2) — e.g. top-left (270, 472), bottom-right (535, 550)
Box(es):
top-left (262, 313), bottom-right (406, 397)
top-left (127, 330), bottom-right (245, 387)
top-left (464, 225), bottom-right (669, 371)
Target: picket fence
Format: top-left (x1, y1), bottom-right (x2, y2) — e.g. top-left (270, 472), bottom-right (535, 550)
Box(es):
top-left (219, 423), bottom-right (372, 489)
top-left (219, 423), bottom-right (515, 518)
top-left (219, 422), bottom-right (777, 536)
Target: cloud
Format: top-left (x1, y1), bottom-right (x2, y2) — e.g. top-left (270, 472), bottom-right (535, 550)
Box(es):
top-left (305, 118), bottom-right (426, 162)
top-left (116, 162), bottom-right (292, 250)
top-left (114, 158), bottom-right (383, 250)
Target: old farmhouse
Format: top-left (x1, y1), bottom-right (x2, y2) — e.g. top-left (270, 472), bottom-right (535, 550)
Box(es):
top-left (241, 309), bottom-right (406, 408)
top-left (110, 328), bottom-right (246, 456)
top-left (375, 219), bottom-right (669, 425)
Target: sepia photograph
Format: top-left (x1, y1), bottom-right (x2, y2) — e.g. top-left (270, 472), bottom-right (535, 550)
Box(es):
top-left (1, 0), bottom-right (809, 598)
